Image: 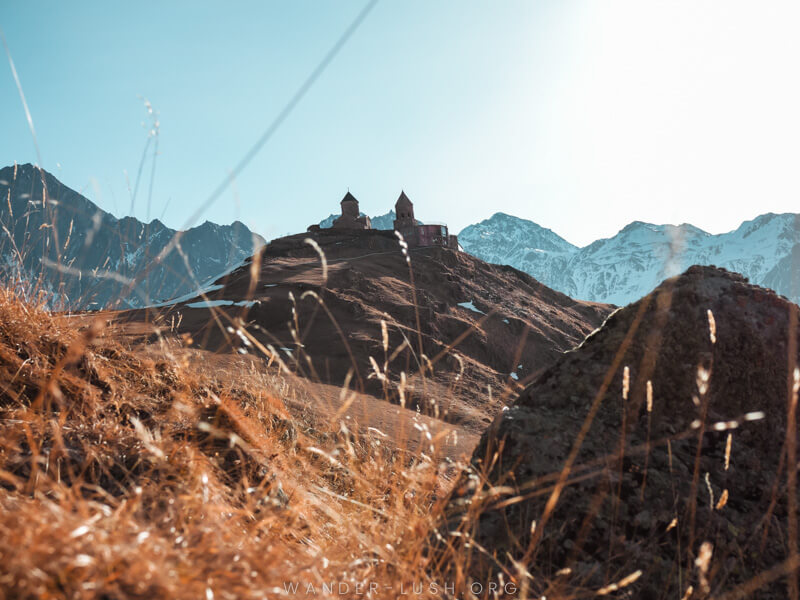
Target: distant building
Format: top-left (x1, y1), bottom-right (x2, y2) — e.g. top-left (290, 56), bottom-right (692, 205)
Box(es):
top-left (392, 191), bottom-right (459, 250)
top-left (332, 192), bottom-right (372, 230)
top-left (313, 189), bottom-right (459, 251)
top-left (394, 191), bottom-right (415, 230)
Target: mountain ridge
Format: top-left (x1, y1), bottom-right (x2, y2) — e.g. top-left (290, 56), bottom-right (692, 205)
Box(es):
top-left (458, 211), bottom-right (800, 305)
top-left (0, 163), bottom-right (265, 309)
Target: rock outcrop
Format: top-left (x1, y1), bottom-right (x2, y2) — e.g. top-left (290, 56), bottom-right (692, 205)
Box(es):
top-left (438, 266), bottom-right (800, 598)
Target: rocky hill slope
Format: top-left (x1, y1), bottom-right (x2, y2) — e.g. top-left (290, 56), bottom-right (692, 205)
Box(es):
top-left (459, 212), bottom-right (800, 305)
top-left (123, 229), bottom-right (611, 434)
top-left (0, 275), bottom-right (470, 598)
top-left (0, 163), bottom-right (265, 309)
top-left (438, 266), bottom-right (800, 598)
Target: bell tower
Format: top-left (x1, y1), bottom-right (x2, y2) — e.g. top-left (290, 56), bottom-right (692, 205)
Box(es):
top-left (393, 191), bottom-right (415, 231)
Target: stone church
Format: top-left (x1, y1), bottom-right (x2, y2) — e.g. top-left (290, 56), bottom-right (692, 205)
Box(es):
top-left (311, 190), bottom-right (459, 250)
top-left (331, 191), bottom-right (372, 230)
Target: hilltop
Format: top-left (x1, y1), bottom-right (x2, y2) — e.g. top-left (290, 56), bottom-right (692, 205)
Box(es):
top-left (117, 227), bottom-right (611, 435)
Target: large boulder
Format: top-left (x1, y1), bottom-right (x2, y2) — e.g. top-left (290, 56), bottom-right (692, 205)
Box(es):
top-left (437, 266), bottom-right (800, 599)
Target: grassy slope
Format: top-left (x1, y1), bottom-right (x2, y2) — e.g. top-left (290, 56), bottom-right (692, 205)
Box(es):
top-left (0, 288), bottom-right (473, 599)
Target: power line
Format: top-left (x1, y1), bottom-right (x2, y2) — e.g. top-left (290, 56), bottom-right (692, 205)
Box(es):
top-left (115, 0), bottom-right (380, 306)
top-left (182, 0), bottom-right (380, 231)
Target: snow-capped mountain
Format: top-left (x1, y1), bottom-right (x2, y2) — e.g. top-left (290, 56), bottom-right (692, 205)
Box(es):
top-left (457, 213), bottom-right (578, 293)
top-left (459, 212), bottom-right (800, 305)
top-left (561, 221), bottom-right (711, 304)
top-left (0, 163), bottom-right (265, 309)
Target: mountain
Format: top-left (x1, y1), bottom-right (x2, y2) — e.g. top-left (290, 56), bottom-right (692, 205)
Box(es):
top-left (0, 163), bottom-right (265, 309)
top-left (562, 221), bottom-right (711, 304)
top-left (459, 212), bottom-right (800, 305)
top-left (438, 266), bottom-right (799, 598)
top-left (457, 212), bottom-right (578, 293)
top-left (120, 228), bottom-right (612, 434)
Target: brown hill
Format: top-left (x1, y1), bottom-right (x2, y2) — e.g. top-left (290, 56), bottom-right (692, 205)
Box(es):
top-left (0, 277), bottom-right (470, 597)
top-left (436, 265), bottom-right (800, 598)
top-left (118, 228), bottom-right (611, 435)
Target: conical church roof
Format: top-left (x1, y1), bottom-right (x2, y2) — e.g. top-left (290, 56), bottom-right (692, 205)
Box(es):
top-left (395, 190), bottom-right (413, 209)
top-left (341, 191), bottom-right (358, 205)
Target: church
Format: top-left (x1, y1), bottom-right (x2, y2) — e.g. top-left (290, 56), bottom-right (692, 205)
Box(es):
top-left (330, 191), bottom-right (372, 230)
top-left (311, 190), bottom-right (459, 250)
top-left (392, 191), bottom-right (459, 250)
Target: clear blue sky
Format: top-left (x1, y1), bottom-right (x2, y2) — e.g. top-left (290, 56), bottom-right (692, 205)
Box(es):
top-left (2, 1), bottom-right (799, 246)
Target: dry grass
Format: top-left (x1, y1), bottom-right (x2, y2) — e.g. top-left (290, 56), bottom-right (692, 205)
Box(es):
top-left (0, 193), bottom-right (796, 599)
top-left (0, 286), bottom-right (467, 599)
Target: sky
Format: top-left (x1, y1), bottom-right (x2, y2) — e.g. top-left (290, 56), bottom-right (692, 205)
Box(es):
top-left (2, 1), bottom-right (799, 247)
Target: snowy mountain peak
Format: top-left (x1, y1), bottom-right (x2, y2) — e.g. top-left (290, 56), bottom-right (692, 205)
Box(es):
top-left (455, 213), bottom-right (577, 293)
top-left (460, 212), bottom-right (577, 254)
top-left (458, 212), bottom-right (800, 306)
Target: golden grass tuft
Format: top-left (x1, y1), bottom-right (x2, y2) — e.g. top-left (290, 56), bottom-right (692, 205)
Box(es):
top-left (0, 287), bottom-right (459, 599)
